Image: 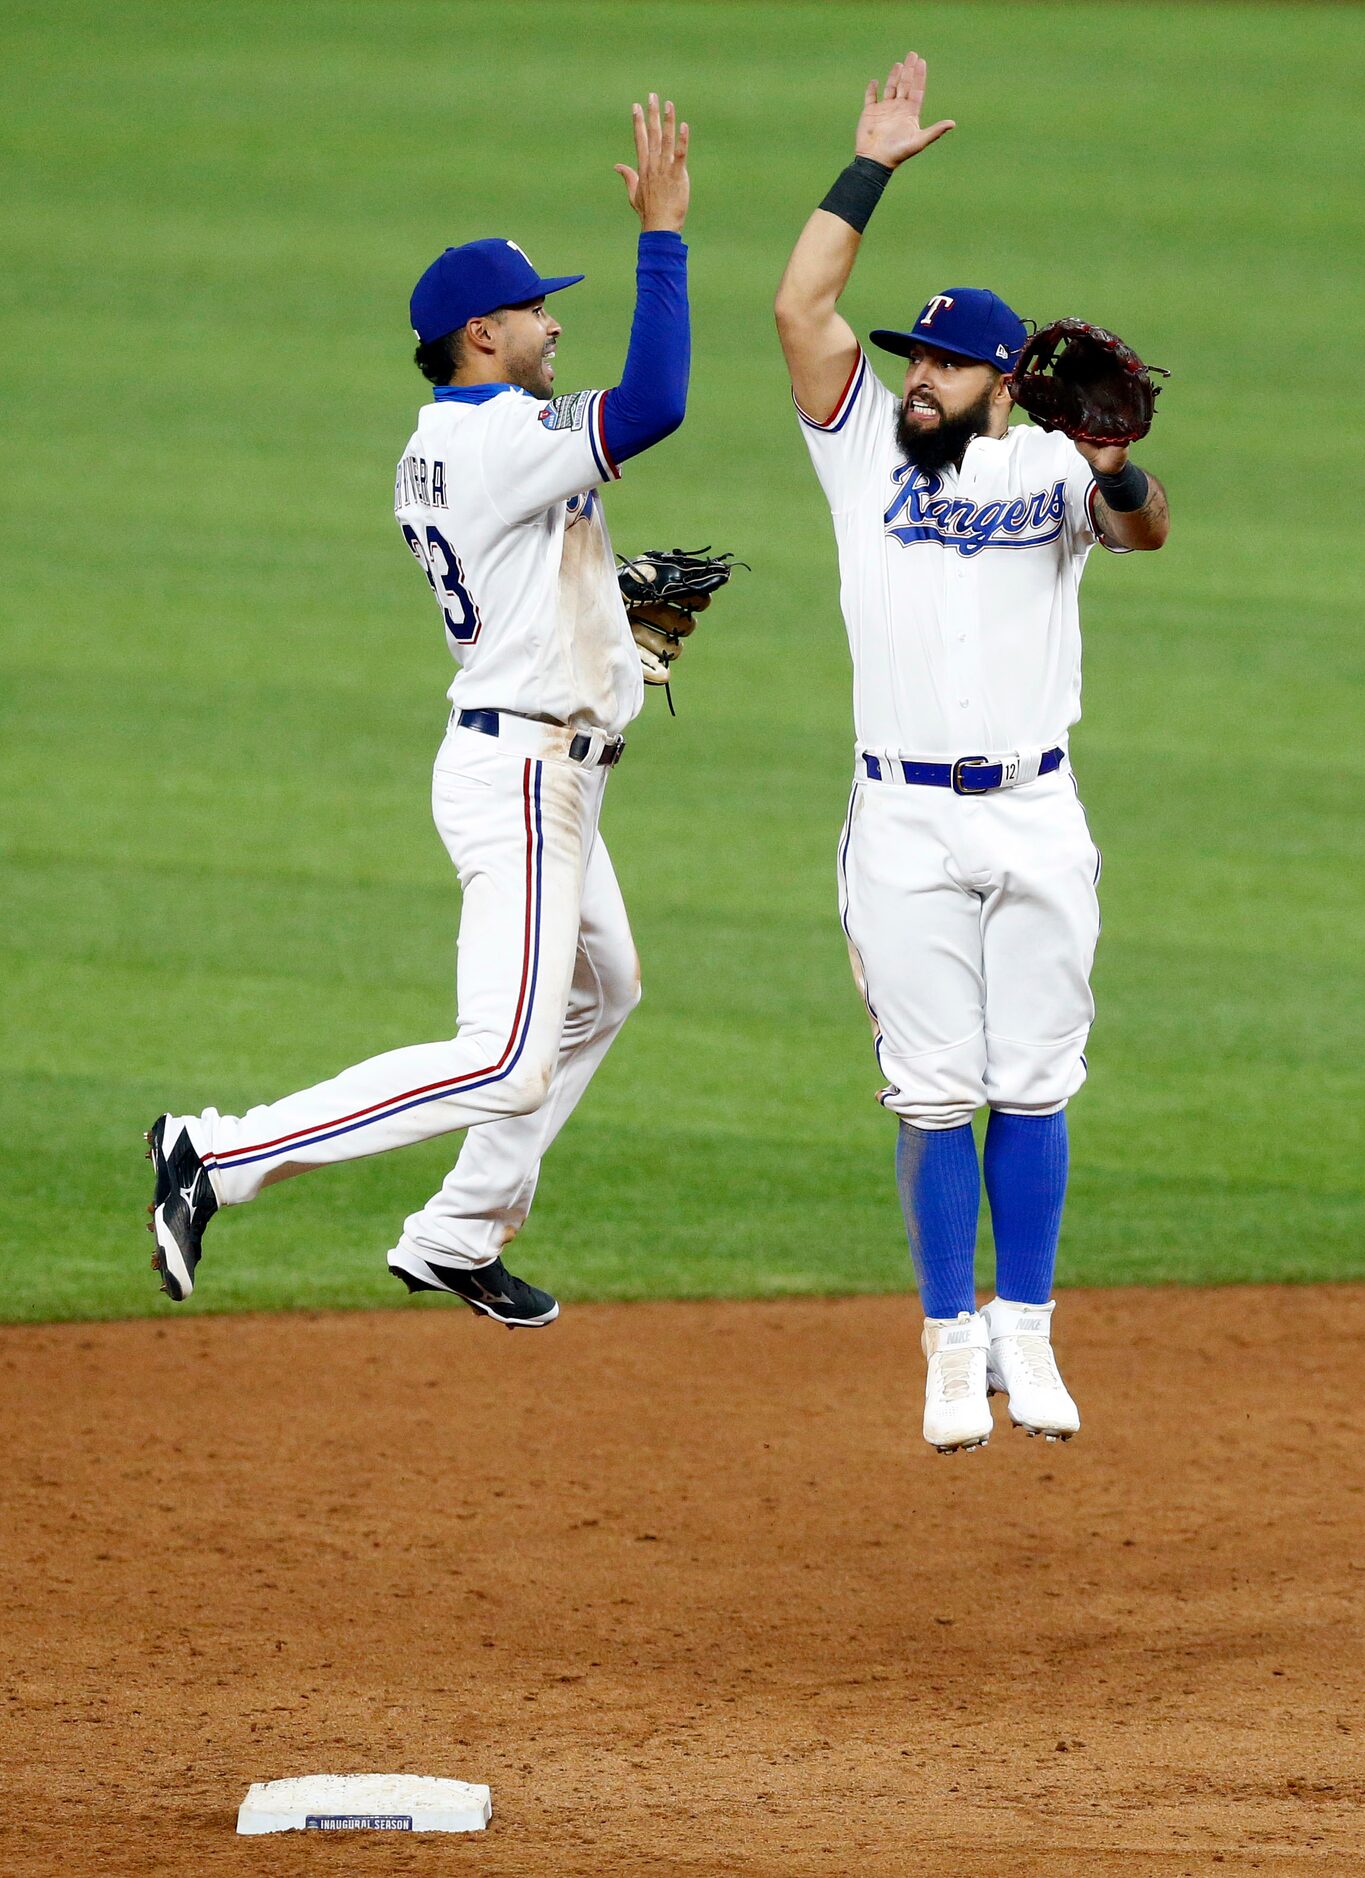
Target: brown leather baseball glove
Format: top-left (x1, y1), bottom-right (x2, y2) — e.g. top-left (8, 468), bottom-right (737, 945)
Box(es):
top-left (1010, 319), bottom-right (1168, 446)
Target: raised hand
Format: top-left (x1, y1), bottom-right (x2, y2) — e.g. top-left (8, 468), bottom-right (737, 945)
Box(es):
top-left (615, 94), bottom-right (690, 233)
top-left (855, 51), bottom-right (954, 169)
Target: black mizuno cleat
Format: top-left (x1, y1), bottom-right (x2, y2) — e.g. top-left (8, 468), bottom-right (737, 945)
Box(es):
top-left (145, 1115), bottom-right (218, 1301)
top-left (388, 1253), bottom-right (559, 1328)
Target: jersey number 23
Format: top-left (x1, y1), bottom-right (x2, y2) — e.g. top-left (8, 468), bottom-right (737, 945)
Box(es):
top-left (402, 523), bottom-right (482, 646)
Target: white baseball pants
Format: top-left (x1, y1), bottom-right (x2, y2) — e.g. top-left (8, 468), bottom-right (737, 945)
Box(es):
top-left (838, 764), bottom-right (1101, 1130)
top-left (191, 721), bottom-right (639, 1264)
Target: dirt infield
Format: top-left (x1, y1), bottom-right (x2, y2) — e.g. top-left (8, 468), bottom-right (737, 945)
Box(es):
top-left (3, 1287), bottom-right (1362, 1877)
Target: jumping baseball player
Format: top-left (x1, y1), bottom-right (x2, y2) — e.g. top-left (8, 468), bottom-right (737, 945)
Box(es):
top-left (775, 52), bottom-right (1169, 1450)
top-left (145, 96), bottom-right (693, 1325)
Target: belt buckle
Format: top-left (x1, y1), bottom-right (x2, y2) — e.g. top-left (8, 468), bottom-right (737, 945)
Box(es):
top-left (601, 737), bottom-right (625, 769)
top-left (951, 755), bottom-right (993, 796)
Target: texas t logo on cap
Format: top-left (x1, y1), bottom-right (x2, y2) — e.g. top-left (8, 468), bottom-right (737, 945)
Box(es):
top-left (409, 238), bottom-right (586, 346)
top-left (868, 287), bottom-right (1028, 372)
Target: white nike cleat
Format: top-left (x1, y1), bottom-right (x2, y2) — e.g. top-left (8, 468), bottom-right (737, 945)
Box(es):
top-left (983, 1296), bottom-right (1080, 1441)
top-left (921, 1310), bottom-right (993, 1453)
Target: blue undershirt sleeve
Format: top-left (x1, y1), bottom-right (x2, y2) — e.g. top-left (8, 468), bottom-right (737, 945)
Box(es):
top-left (599, 230), bottom-right (690, 468)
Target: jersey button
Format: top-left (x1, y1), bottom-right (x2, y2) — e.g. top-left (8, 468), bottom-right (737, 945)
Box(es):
top-left (958, 698), bottom-right (970, 709)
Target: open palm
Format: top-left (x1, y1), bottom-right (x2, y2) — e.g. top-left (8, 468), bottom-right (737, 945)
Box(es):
top-left (855, 51), bottom-right (954, 169)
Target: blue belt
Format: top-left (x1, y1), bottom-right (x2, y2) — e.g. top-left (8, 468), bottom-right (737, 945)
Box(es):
top-left (456, 708), bottom-right (625, 769)
top-left (861, 747), bottom-right (1064, 794)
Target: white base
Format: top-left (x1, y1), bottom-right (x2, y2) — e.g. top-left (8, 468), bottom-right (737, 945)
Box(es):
top-left (236, 1774), bottom-right (492, 1835)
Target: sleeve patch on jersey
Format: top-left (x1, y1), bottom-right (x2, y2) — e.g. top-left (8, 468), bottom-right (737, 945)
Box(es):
top-left (538, 390), bottom-right (596, 432)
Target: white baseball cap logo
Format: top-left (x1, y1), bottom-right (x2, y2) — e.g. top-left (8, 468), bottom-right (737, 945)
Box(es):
top-left (920, 294), bottom-right (955, 327)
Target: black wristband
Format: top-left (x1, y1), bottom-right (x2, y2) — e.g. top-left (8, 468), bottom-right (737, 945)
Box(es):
top-left (820, 156), bottom-right (893, 233)
top-left (1093, 459), bottom-right (1149, 512)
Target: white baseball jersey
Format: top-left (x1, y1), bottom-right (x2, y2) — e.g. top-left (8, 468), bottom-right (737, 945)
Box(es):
top-left (796, 351), bottom-right (1123, 757)
top-left (395, 384), bottom-right (644, 736)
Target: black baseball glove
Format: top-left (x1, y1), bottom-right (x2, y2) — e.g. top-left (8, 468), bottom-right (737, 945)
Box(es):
top-left (1010, 319), bottom-right (1168, 446)
top-left (616, 547), bottom-right (745, 689)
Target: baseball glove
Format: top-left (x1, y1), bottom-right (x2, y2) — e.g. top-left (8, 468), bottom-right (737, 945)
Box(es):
top-left (1010, 319), bottom-right (1169, 446)
top-left (616, 546), bottom-right (745, 692)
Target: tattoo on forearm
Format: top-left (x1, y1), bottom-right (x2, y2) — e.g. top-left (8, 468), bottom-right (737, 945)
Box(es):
top-left (1098, 471), bottom-right (1168, 546)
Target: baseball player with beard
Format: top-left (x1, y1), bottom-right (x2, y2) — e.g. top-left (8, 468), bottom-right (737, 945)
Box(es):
top-left (145, 96), bottom-right (692, 1325)
top-left (775, 52), bottom-right (1169, 1450)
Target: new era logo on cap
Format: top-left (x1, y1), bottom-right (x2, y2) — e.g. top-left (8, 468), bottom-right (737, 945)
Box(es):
top-left (869, 287), bottom-right (1028, 372)
top-left (409, 238), bottom-right (586, 345)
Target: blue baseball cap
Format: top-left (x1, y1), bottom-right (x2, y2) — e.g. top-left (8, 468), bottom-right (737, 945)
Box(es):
top-left (870, 288), bottom-right (1028, 372)
top-left (410, 237), bottom-right (585, 345)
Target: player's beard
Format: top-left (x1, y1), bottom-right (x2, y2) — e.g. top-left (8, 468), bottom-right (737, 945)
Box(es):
top-left (520, 356), bottom-right (556, 399)
top-left (895, 383), bottom-right (998, 473)
top-left (506, 336), bottom-right (555, 400)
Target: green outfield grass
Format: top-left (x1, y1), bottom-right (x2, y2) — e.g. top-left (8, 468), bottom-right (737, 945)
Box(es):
top-left (1, 1), bottom-right (1361, 1321)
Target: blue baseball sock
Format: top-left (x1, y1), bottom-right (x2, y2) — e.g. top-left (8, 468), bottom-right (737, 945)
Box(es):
top-left (895, 1121), bottom-right (981, 1319)
top-left (983, 1109), bottom-right (1069, 1305)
